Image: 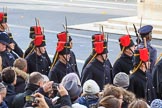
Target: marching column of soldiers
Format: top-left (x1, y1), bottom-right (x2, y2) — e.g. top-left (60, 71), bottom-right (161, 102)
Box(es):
top-left (1, 9), bottom-right (162, 108)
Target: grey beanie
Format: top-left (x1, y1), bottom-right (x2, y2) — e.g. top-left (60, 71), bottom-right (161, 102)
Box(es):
top-left (113, 72), bottom-right (129, 88)
top-left (151, 99), bottom-right (162, 108)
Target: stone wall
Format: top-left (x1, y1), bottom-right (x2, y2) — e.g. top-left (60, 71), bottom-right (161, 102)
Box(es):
top-left (138, 0), bottom-right (162, 20)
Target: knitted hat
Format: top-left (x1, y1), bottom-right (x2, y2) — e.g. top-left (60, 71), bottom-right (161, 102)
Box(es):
top-left (83, 79), bottom-right (100, 94)
top-left (113, 72), bottom-right (129, 88)
top-left (61, 73), bottom-right (82, 99)
top-left (150, 99), bottom-right (162, 108)
top-left (61, 73), bottom-right (81, 86)
top-left (64, 81), bottom-right (82, 99)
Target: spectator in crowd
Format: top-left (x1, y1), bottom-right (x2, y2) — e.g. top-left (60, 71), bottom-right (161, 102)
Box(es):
top-left (12, 72), bottom-right (47, 108)
top-left (113, 72), bottom-right (129, 89)
top-left (113, 72), bottom-right (135, 108)
top-left (102, 84), bottom-right (123, 108)
top-left (76, 79), bottom-right (100, 108)
top-left (128, 99), bottom-right (148, 108)
top-left (99, 95), bottom-right (120, 108)
top-left (2, 67), bottom-right (17, 108)
top-left (150, 99), bottom-right (162, 108)
top-left (121, 88), bottom-right (136, 108)
top-left (0, 83), bottom-right (8, 108)
top-left (13, 58), bottom-right (28, 93)
top-left (61, 73), bottom-right (82, 104)
top-left (32, 92), bottom-right (49, 108)
top-left (31, 85), bottom-right (72, 108)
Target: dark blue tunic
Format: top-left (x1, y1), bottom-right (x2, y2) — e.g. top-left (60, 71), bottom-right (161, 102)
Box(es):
top-left (112, 53), bottom-right (133, 78)
top-left (81, 58), bottom-right (112, 90)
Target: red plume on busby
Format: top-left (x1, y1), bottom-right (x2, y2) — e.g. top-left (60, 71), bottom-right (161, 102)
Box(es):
top-left (119, 35), bottom-right (131, 47)
top-left (133, 48), bottom-right (149, 67)
top-left (56, 41), bottom-right (70, 55)
top-left (0, 12), bottom-right (7, 23)
top-left (119, 35), bottom-right (134, 51)
top-left (33, 35), bottom-right (45, 47)
top-left (92, 34), bottom-right (104, 42)
top-left (56, 42), bottom-right (66, 52)
top-left (57, 31), bottom-right (72, 42)
top-left (132, 47), bottom-right (149, 73)
top-left (94, 42), bottom-right (104, 54)
top-left (0, 13), bottom-right (4, 22)
top-left (30, 26), bottom-right (42, 39)
top-left (33, 26), bottom-right (42, 35)
top-left (93, 41), bottom-right (108, 54)
top-left (139, 48), bottom-right (149, 62)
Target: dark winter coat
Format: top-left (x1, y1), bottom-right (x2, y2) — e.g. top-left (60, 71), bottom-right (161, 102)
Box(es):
top-left (75, 94), bottom-right (99, 108)
top-left (26, 52), bottom-right (50, 75)
top-left (12, 83), bottom-right (40, 108)
top-left (3, 83), bottom-right (16, 108)
top-left (81, 58), bottom-right (112, 90)
top-left (0, 101), bottom-right (8, 108)
top-left (15, 76), bottom-right (26, 93)
top-left (128, 69), bottom-right (156, 105)
top-left (0, 51), bottom-right (15, 69)
top-left (152, 58), bottom-right (162, 99)
top-left (48, 60), bottom-right (73, 83)
top-left (112, 53), bottom-right (133, 78)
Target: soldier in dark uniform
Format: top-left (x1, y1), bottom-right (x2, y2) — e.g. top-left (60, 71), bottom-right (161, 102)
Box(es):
top-left (82, 33), bottom-right (105, 70)
top-left (50, 31), bottom-right (80, 77)
top-left (138, 25), bottom-right (157, 73)
top-left (112, 35), bottom-right (135, 78)
top-left (152, 57), bottom-right (162, 99)
top-left (24, 25), bottom-right (51, 67)
top-left (48, 41), bottom-right (73, 83)
top-left (0, 12), bottom-right (23, 57)
top-left (7, 33), bottom-right (19, 59)
top-left (0, 32), bottom-right (15, 71)
top-left (81, 41), bottom-right (112, 90)
top-left (128, 48), bottom-right (156, 105)
top-left (82, 34), bottom-right (113, 81)
top-left (25, 35), bottom-right (50, 76)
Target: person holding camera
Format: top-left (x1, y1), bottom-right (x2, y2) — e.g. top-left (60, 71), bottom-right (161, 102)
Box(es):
top-left (25, 84), bottom-right (72, 108)
top-left (32, 92), bottom-right (49, 108)
top-left (12, 72), bottom-right (52, 108)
